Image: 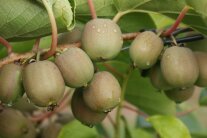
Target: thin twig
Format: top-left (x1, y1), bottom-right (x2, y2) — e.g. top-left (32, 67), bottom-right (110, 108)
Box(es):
top-left (122, 104), bottom-right (148, 118)
top-left (0, 43), bottom-right (80, 68)
top-left (30, 92), bottom-right (70, 122)
top-left (107, 114), bottom-right (116, 128)
top-left (102, 62), bottom-right (124, 78)
top-left (32, 38), bottom-right (41, 52)
top-left (162, 6), bottom-right (190, 36)
top-left (42, 0), bottom-right (58, 59)
top-left (176, 106), bottom-right (199, 117)
top-left (0, 36), bottom-right (13, 55)
top-left (87, 0), bottom-right (97, 19)
top-left (122, 32), bottom-right (140, 40)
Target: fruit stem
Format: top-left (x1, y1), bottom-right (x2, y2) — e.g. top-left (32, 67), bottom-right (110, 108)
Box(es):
top-left (103, 62), bottom-right (124, 78)
top-left (42, 0), bottom-right (58, 60)
top-left (0, 42), bottom-right (80, 68)
top-left (162, 6), bottom-right (190, 36)
top-left (122, 32), bottom-right (140, 40)
top-left (32, 38), bottom-right (41, 52)
top-left (122, 104), bottom-right (148, 118)
top-left (0, 36), bottom-right (13, 55)
top-left (113, 10), bottom-right (131, 23)
top-left (114, 66), bottom-right (133, 138)
top-left (87, 0), bottom-right (97, 19)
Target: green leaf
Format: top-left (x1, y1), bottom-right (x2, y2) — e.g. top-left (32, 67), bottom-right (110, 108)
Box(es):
top-left (199, 88), bottom-right (207, 106)
top-left (113, 0), bottom-right (151, 11)
top-left (0, 0), bottom-right (75, 41)
top-left (148, 115), bottom-right (191, 138)
top-left (180, 112), bottom-right (207, 137)
top-left (125, 69), bottom-right (176, 115)
top-left (58, 120), bottom-right (99, 138)
top-left (132, 128), bottom-right (154, 138)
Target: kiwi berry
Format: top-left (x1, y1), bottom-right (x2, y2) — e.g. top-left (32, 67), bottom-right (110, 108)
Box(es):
top-left (83, 71), bottom-right (121, 112)
top-left (58, 27), bottom-right (82, 45)
top-left (23, 60), bottom-right (65, 107)
top-left (129, 31), bottom-right (163, 69)
top-left (164, 86), bottom-right (194, 103)
top-left (0, 108), bottom-right (36, 138)
top-left (0, 63), bottom-right (24, 105)
top-left (161, 46), bottom-right (199, 87)
top-left (150, 64), bottom-right (172, 90)
top-left (55, 47), bottom-right (94, 88)
top-left (71, 88), bottom-right (107, 126)
top-left (81, 18), bottom-right (123, 60)
top-left (194, 52), bottom-right (207, 87)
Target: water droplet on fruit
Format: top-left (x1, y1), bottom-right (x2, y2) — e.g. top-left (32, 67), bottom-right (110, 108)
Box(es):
top-left (7, 102), bottom-right (13, 107)
top-left (113, 29), bottom-right (117, 33)
top-left (146, 62), bottom-right (150, 66)
top-left (104, 108), bottom-right (112, 113)
top-left (97, 28), bottom-right (101, 33)
top-left (82, 122), bottom-right (94, 128)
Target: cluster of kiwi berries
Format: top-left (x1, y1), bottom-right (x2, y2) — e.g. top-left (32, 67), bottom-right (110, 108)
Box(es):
top-left (129, 31), bottom-right (207, 103)
top-left (1, 17), bottom-right (207, 137)
top-left (0, 18), bottom-right (123, 131)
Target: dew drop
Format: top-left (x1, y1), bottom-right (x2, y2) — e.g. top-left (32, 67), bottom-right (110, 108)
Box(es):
top-left (82, 122), bottom-right (94, 128)
top-left (7, 102), bottom-right (13, 107)
top-left (104, 108), bottom-right (112, 113)
top-left (113, 29), bottom-right (117, 33)
top-left (97, 28), bottom-right (101, 33)
top-left (146, 62), bottom-right (150, 66)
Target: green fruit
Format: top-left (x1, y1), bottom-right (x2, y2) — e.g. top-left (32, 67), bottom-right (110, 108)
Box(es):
top-left (58, 27), bottom-right (82, 44)
top-left (83, 71), bottom-right (121, 112)
top-left (188, 38), bottom-right (207, 52)
top-left (150, 64), bottom-right (172, 90)
top-left (55, 47), bottom-right (94, 88)
top-left (71, 88), bottom-right (107, 126)
top-left (129, 31), bottom-right (163, 69)
top-left (0, 63), bottom-right (24, 105)
top-left (81, 18), bottom-right (123, 60)
top-left (0, 108), bottom-right (36, 138)
top-left (23, 60), bottom-right (65, 107)
top-left (164, 86), bottom-right (194, 103)
top-left (194, 52), bottom-right (207, 87)
top-left (161, 46), bottom-right (199, 87)
top-left (41, 123), bottom-right (62, 138)
top-left (12, 96), bottom-right (37, 113)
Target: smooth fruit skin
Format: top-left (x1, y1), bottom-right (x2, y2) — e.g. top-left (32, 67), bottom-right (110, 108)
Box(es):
top-left (41, 123), bottom-right (62, 138)
top-left (81, 18), bottom-right (123, 60)
top-left (161, 46), bottom-right (199, 87)
top-left (150, 64), bottom-right (172, 90)
top-left (83, 71), bottom-right (121, 112)
top-left (58, 27), bottom-right (82, 44)
top-left (0, 63), bottom-right (24, 104)
top-left (194, 52), bottom-right (207, 87)
top-left (129, 31), bottom-right (163, 69)
top-left (0, 108), bottom-right (36, 138)
top-left (71, 88), bottom-right (107, 126)
top-left (55, 47), bottom-right (94, 88)
top-left (164, 86), bottom-right (194, 103)
top-left (23, 61), bottom-right (65, 107)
